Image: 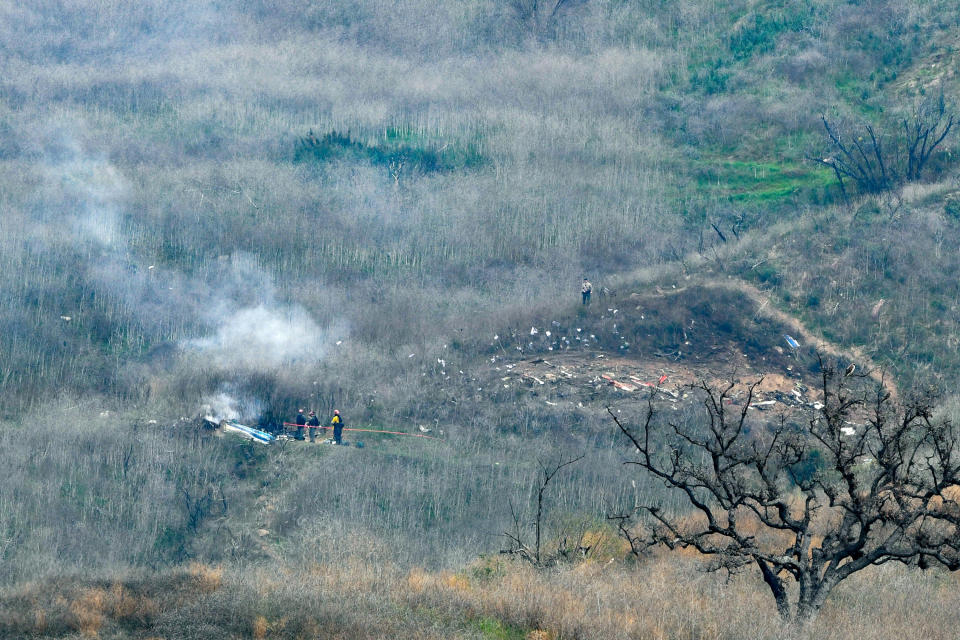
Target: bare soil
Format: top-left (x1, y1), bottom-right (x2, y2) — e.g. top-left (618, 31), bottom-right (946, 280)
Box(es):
top-left (485, 278), bottom-right (886, 417)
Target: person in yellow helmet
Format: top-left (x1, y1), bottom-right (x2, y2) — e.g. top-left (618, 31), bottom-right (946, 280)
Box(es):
top-left (331, 409), bottom-right (344, 445)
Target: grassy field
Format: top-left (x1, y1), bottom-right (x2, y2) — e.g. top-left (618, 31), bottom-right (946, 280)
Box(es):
top-left (4, 0), bottom-right (960, 637)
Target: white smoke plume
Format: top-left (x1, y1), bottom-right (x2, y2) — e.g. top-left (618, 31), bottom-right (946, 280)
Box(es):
top-left (35, 128), bottom-right (341, 378)
top-left (202, 388), bottom-right (262, 423)
top-left (38, 126), bottom-right (125, 250)
top-left (189, 304), bottom-right (331, 370)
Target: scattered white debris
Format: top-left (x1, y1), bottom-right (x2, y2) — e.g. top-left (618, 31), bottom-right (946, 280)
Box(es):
top-left (545, 331), bottom-right (551, 337)
top-left (438, 358), bottom-right (446, 367)
top-left (336, 340), bottom-right (342, 345)
top-left (60, 315), bottom-right (71, 321)
top-left (408, 353), bottom-right (415, 358)
top-left (494, 334), bottom-right (499, 340)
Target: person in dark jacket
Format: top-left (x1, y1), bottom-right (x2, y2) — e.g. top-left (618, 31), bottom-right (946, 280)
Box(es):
top-left (307, 410), bottom-right (321, 442)
top-left (295, 409), bottom-right (307, 441)
top-left (331, 410), bottom-right (343, 445)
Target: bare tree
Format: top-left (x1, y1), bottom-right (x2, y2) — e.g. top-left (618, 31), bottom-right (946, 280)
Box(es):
top-left (903, 93), bottom-right (955, 181)
top-left (502, 453), bottom-right (585, 566)
top-left (609, 361), bottom-right (960, 624)
top-left (817, 94), bottom-right (955, 197)
top-left (818, 116), bottom-right (897, 195)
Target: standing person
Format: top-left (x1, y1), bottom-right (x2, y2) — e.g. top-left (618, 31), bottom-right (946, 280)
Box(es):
top-left (295, 409), bottom-right (307, 441)
top-left (331, 409), bottom-right (344, 445)
top-left (581, 278), bottom-right (592, 305)
top-left (307, 410), bottom-right (320, 442)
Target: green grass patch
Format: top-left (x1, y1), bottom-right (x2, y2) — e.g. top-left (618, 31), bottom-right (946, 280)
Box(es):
top-left (293, 127), bottom-right (486, 175)
top-left (690, 158), bottom-right (835, 205)
top-left (470, 616), bottom-right (528, 640)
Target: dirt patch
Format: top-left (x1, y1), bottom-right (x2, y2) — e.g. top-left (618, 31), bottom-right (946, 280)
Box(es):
top-left (502, 349), bottom-right (818, 418)
top-left (484, 278), bottom-right (886, 417)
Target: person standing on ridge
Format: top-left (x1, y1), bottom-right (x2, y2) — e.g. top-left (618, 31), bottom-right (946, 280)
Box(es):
top-left (581, 278), bottom-right (592, 305)
top-left (331, 409), bottom-right (344, 445)
top-left (307, 410), bottom-right (320, 442)
top-left (295, 409), bottom-right (307, 441)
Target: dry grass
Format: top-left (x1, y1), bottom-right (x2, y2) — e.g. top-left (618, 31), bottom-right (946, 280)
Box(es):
top-left (4, 552), bottom-right (960, 639)
top-left (69, 588), bottom-right (106, 637)
top-left (398, 553), bottom-right (960, 640)
top-left (187, 561), bottom-right (223, 593)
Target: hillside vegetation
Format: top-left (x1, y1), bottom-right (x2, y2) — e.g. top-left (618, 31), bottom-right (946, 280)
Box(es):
top-left (3, 0), bottom-right (960, 637)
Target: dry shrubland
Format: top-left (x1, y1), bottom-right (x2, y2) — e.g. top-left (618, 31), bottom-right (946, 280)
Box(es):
top-left (3, 0), bottom-right (960, 637)
top-left (5, 554), bottom-right (960, 639)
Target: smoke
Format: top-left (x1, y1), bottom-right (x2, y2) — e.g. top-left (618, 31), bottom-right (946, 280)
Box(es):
top-left (34, 126), bottom-right (342, 390)
top-left (202, 388), bottom-right (262, 423)
top-left (37, 127), bottom-right (125, 249)
top-left (189, 304), bottom-right (332, 370)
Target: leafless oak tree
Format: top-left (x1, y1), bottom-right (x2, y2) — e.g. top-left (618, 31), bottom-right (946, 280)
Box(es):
top-left (609, 360), bottom-right (960, 624)
top-left (903, 93), bottom-right (955, 181)
top-left (817, 94), bottom-right (955, 197)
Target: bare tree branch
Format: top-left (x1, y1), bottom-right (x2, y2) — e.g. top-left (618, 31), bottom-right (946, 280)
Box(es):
top-left (610, 361), bottom-right (960, 623)
top-left (501, 452), bottom-right (585, 567)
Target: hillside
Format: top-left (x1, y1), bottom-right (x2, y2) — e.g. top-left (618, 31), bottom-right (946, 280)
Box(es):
top-left (3, 1), bottom-right (960, 638)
